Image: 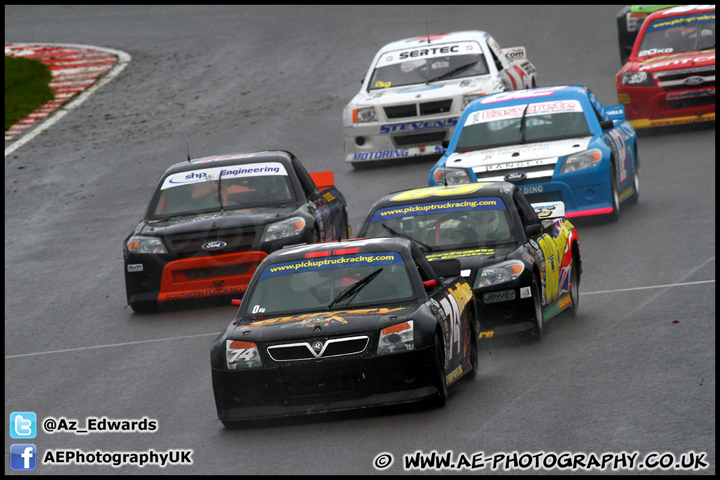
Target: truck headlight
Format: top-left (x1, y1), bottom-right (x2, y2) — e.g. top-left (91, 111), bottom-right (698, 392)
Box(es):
top-left (432, 167), bottom-right (472, 185)
top-left (461, 94), bottom-right (483, 110)
top-left (620, 71), bottom-right (654, 87)
top-left (126, 235), bottom-right (168, 254)
top-left (354, 107), bottom-right (378, 124)
top-left (559, 149), bottom-right (603, 174)
top-left (475, 260), bottom-right (524, 288)
top-left (226, 340), bottom-right (262, 369)
top-left (377, 321), bottom-right (414, 355)
top-left (261, 216), bottom-right (306, 242)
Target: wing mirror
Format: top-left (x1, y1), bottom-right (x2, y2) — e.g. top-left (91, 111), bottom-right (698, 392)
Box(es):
top-left (525, 223), bottom-right (542, 237)
top-left (429, 259), bottom-right (461, 278)
top-left (600, 119), bottom-right (614, 131)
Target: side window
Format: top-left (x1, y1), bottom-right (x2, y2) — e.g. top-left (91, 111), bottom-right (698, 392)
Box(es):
top-left (513, 191), bottom-right (540, 227)
top-left (411, 247), bottom-right (440, 286)
top-left (486, 38), bottom-right (505, 71)
top-left (291, 158), bottom-right (317, 198)
top-left (587, 91), bottom-right (607, 123)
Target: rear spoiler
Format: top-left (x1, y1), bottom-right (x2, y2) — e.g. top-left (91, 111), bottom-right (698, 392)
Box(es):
top-left (309, 171), bottom-right (334, 189)
top-left (532, 201), bottom-right (565, 219)
top-left (501, 46), bottom-right (527, 61)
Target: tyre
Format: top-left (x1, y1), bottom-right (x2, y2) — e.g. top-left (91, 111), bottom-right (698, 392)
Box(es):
top-left (466, 333), bottom-right (479, 381)
top-left (530, 276), bottom-right (543, 340)
top-left (607, 162), bottom-right (620, 222)
top-left (431, 333), bottom-right (448, 406)
top-left (628, 164), bottom-right (640, 205)
top-left (568, 255), bottom-right (580, 316)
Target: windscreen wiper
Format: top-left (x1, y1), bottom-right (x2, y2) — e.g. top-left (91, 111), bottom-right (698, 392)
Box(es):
top-left (381, 223), bottom-right (435, 252)
top-left (518, 104), bottom-right (529, 144)
top-left (217, 174), bottom-right (224, 212)
top-left (426, 61), bottom-right (478, 84)
top-left (327, 268), bottom-right (383, 310)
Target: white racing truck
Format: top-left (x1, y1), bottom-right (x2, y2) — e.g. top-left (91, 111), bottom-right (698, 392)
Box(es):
top-left (343, 30), bottom-right (537, 168)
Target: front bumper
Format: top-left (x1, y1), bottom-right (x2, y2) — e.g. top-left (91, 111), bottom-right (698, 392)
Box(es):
top-left (343, 119), bottom-right (457, 163)
top-left (617, 85), bottom-right (715, 128)
top-left (473, 285), bottom-right (536, 338)
top-left (212, 344), bottom-right (438, 421)
top-left (125, 250), bottom-right (267, 305)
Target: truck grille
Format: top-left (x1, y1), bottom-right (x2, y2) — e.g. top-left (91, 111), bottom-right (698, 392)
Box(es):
top-left (384, 99), bottom-right (453, 119)
top-left (392, 131), bottom-right (447, 147)
top-left (165, 228), bottom-right (255, 257)
top-left (472, 158), bottom-right (557, 184)
top-left (655, 65), bottom-right (715, 91)
top-left (267, 336), bottom-right (369, 361)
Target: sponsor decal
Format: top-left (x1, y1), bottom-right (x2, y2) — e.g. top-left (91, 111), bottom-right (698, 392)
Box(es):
top-left (666, 88), bottom-right (715, 100)
top-left (445, 365), bottom-right (464, 385)
top-left (163, 284), bottom-right (247, 301)
top-left (426, 248), bottom-right (495, 260)
top-left (371, 196), bottom-right (505, 223)
top-left (480, 86), bottom-right (568, 104)
top-left (380, 117), bottom-right (458, 134)
top-left (467, 100), bottom-right (583, 125)
top-left (390, 184), bottom-right (492, 201)
top-left (645, 11), bottom-right (715, 34)
top-left (242, 307), bottom-right (406, 328)
top-left (639, 54), bottom-right (715, 71)
top-left (521, 253), bottom-right (534, 265)
top-left (448, 282), bottom-right (474, 311)
top-left (504, 172), bottom-right (526, 182)
top-left (683, 76), bottom-right (706, 85)
top-left (377, 42), bottom-right (478, 67)
top-left (353, 149), bottom-right (409, 161)
top-left (483, 289), bottom-right (516, 304)
top-left (558, 293), bottom-right (572, 310)
top-left (478, 330), bottom-right (494, 339)
top-left (202, 241), bottom-right (227, 251)
top-left (533, 202), bottom-right (565, 219)
top-left (260, 252), bottom-right (405, 279)
top-left (502, 47), bottom-right (526, 60)
top-left (522, 185), bottom-right (544, 195)
top-left (161, 162), bottom-right (287, 190)
top-left (519, 286), bottom-right (532, 298)
top-left (127, 264), bottom-right (143, 272)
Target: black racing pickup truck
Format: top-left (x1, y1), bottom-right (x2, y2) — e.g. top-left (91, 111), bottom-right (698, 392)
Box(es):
top-left (123, 150), bottom-right (348, 313)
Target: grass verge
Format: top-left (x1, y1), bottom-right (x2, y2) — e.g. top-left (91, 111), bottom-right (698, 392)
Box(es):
top-left (5, 55), bottom-right (54, 131)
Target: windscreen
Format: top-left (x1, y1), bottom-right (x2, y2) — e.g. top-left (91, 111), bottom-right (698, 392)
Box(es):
top-left (368, 41), bottom-right (489, 91)
top-left (637, 12), bottom-right (715, 57)
top-left (150, 162), bottom-right (295, 218)
top-left (244, 252), bottom-right (415, 316)
top-left (456, 100), bottom-right (591, 151)
top-left (365, 197), bottom-right (516, 251)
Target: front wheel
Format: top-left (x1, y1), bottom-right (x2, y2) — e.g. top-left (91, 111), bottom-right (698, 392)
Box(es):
top-left (530, 276), bottom-right (543, 340)
top-left (568, 255), bottom-right (580, 316)
top-left (431, 333), bottom-right (448, 406)
top-left (628, 165), bottom-right (640, 205)
top-left (466, 333), bottom-right (479, 381)
top-left (607, 162), bottom-right (620, 222)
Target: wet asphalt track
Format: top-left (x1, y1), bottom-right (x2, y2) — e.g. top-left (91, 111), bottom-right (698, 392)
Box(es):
top-left (5, 5), bottom-right (715, 475)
